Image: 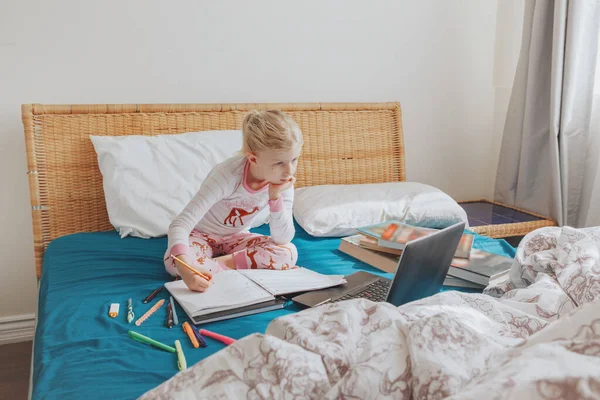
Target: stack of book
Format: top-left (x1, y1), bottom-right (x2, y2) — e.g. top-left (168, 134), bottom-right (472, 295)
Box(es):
top-left (338, 221), bottom-right (513, 290)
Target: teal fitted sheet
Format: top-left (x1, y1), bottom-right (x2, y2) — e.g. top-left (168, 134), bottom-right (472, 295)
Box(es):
top-left (33, 222), bottom-right (515, 399)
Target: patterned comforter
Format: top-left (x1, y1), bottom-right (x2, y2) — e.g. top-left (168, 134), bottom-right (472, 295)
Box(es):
top-left (140, 226), bottom-right (600, 399)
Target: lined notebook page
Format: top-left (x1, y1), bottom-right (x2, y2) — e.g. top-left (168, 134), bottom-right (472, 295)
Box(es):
top-left (239, 268), bottom-right (346, 296)
top-left (164, 270), bottom-right (274, 316)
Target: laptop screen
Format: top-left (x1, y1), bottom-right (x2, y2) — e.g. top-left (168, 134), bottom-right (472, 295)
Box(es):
top-left (385, 222), bottom-right (465, 306)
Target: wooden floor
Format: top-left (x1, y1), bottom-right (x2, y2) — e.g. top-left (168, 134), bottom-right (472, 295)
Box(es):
top-left (0, 341), bottom-right (32, 400)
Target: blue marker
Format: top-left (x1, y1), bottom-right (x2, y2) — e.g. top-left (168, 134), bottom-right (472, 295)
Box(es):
top-left (169, 296), bottom-right (178, 325)
top-left (191, 324), bottom-right (207, 348)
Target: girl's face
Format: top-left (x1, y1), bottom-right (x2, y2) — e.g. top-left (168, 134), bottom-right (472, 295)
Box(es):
top-left (248, 144), bottom-right (302, 184)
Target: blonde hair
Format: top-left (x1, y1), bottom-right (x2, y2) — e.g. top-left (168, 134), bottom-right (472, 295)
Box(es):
top-left (242, 110), bottom-right (303, 154)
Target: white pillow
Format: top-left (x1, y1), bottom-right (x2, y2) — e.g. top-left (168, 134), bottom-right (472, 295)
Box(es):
top-left (91, 130), bottom-right (269, 238)
top-left (293, 182), bottom-right (468, 237)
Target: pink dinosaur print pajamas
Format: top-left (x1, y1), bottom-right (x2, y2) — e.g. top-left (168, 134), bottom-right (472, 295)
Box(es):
top-left (164, 154), bottom-right (298, 274)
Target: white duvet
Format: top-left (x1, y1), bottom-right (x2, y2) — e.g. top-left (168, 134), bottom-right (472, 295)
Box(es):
top-left (140, 226), bottom-right (600, 399)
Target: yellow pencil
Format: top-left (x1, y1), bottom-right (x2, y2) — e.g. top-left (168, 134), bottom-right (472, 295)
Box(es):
top-left (170, 255), bottom-right (211, 281)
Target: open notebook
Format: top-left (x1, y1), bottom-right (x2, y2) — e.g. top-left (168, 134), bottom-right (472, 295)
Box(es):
top-left (165, 268), bottom-right (346, 325)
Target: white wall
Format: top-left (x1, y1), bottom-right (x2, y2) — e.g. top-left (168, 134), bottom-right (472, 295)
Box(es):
top-left (0, 0), bottom-right (503, 321)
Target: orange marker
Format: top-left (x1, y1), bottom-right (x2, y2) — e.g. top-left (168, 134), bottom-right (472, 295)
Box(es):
top-left (182, 322), bottom-right (199, 348)
top-left (170, 255), bottom-right (212, 281)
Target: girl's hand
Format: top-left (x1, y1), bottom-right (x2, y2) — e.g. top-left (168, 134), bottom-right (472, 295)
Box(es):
top-left (174, 255), bottom-right (213, 292)
top-left (269, 176), bottom-right (296, 201)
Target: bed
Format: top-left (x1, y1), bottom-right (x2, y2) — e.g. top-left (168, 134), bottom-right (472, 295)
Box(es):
top-left (22, 102), bottom-right (515, 399)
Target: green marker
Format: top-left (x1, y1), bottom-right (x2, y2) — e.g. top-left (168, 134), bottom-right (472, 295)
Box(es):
top-left (128, 330), bottom-right (176, 353)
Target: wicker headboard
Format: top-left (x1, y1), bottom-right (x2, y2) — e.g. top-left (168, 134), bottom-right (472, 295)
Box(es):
top-left (22, 102), bottom-right (404, 278)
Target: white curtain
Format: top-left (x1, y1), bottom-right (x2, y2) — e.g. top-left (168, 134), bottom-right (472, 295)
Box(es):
top-left (580, 46), bottom-right (600, 227)
top-left (494, 0), bottom-right (600, 227)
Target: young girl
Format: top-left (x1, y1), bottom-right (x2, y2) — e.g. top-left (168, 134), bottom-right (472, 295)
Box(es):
top-left (164, 110), bottom-right (302, 292)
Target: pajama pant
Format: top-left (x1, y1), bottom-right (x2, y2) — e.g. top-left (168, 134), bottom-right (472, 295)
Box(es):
top-left (164, 230), bottom-right (298, 276)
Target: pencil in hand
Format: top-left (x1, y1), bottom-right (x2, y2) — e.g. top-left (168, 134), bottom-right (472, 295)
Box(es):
top-left (170, 255), bottom-right (212, 281)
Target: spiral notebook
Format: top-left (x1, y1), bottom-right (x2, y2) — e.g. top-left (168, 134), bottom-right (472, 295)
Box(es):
top-left (165, 268), bottom-right (346, 325)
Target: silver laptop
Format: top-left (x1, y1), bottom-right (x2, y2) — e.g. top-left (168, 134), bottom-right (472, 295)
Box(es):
top-left (292, 222), bottom-right (466, 307)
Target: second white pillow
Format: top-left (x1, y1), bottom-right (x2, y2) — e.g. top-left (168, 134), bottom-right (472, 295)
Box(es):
top-left (293, 182), bottom-right (468, 237)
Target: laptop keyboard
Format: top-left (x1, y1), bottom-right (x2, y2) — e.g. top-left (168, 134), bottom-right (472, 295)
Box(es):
top-left (331, 278), bottom-right (391, 303)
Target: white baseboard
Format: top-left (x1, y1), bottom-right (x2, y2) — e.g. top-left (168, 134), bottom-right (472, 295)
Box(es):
top-left (0, 313), bottom-right (36, 345)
